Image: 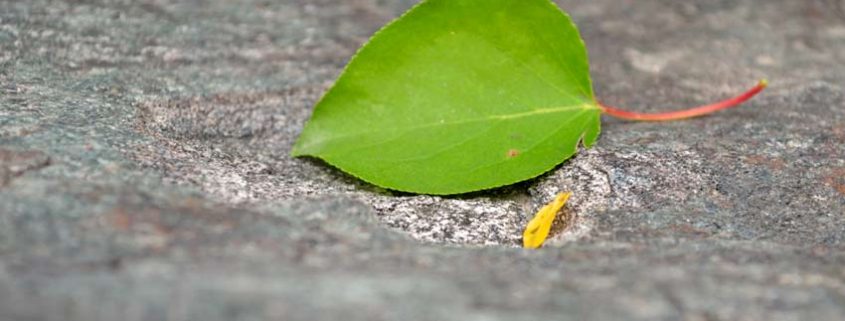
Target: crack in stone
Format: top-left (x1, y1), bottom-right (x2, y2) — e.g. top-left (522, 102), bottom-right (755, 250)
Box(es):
top-left (0, 148), bottom-right (51, 187)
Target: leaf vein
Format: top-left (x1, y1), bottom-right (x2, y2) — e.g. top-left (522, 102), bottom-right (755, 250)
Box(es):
top-left (302, 104), bottom-right (598, 152)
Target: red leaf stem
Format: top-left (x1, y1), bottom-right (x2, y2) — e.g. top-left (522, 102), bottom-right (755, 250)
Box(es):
top-left (599, 80), bottom-right (768, 121)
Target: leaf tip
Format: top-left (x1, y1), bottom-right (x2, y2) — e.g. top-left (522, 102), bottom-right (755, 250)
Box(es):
top-left (290, 140), bottom-right (313, 158)
top-left (289, 144), bottom-right (304, 157)
top-left (556, 191), bottom-right (573, 204)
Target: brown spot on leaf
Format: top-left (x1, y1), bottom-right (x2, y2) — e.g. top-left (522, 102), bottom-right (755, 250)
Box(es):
top-left (507, 149), bottom-right (520, 158)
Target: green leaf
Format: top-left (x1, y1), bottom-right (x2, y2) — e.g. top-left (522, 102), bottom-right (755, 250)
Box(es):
top-left (292, 0), bottom-right (601, 195)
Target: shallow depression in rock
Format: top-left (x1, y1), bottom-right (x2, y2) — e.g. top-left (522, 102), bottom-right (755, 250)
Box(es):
top-left (134, 92), bottom-right (584, 247)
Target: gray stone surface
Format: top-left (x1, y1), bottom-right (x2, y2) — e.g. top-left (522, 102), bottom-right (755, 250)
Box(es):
top-left (1, 0), bottom-right (844, 320)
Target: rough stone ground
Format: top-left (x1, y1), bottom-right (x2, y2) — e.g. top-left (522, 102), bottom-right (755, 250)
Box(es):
top-left (1, 0), bottom-right (845, 320)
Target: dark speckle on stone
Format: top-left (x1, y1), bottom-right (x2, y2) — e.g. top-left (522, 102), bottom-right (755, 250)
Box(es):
top-left (0, 149), bottom-right (50, 187)
top-left (1, 0), bottom-right (844, 320)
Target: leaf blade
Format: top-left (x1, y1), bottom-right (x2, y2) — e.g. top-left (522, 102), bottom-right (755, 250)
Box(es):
top-left (293, 0), bottom-right (601, 195)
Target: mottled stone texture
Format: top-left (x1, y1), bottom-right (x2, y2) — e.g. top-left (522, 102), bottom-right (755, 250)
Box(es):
top-left (1, 0), bottom-right (844, 320)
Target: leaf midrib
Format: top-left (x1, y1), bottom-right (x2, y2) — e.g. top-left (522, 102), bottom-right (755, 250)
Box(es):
top-left (297, 103), bottom-right (599, 153)
top-left (373, 108), bottom-right (594, 164)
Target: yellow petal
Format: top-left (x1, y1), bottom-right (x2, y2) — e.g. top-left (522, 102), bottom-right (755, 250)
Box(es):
top-left (523, 192), bottom-right (572, 249)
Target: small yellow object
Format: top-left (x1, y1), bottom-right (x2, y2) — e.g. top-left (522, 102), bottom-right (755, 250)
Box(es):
top-left (523, 192), bottom-right (572, 249)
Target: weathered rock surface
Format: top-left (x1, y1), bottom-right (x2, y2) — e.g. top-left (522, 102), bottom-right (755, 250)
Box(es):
top-left (1, 0), bottom-right (844, 320)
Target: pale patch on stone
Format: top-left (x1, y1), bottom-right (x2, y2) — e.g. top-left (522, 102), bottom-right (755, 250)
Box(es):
top-left (624, 48), bottom-right (687, 74)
